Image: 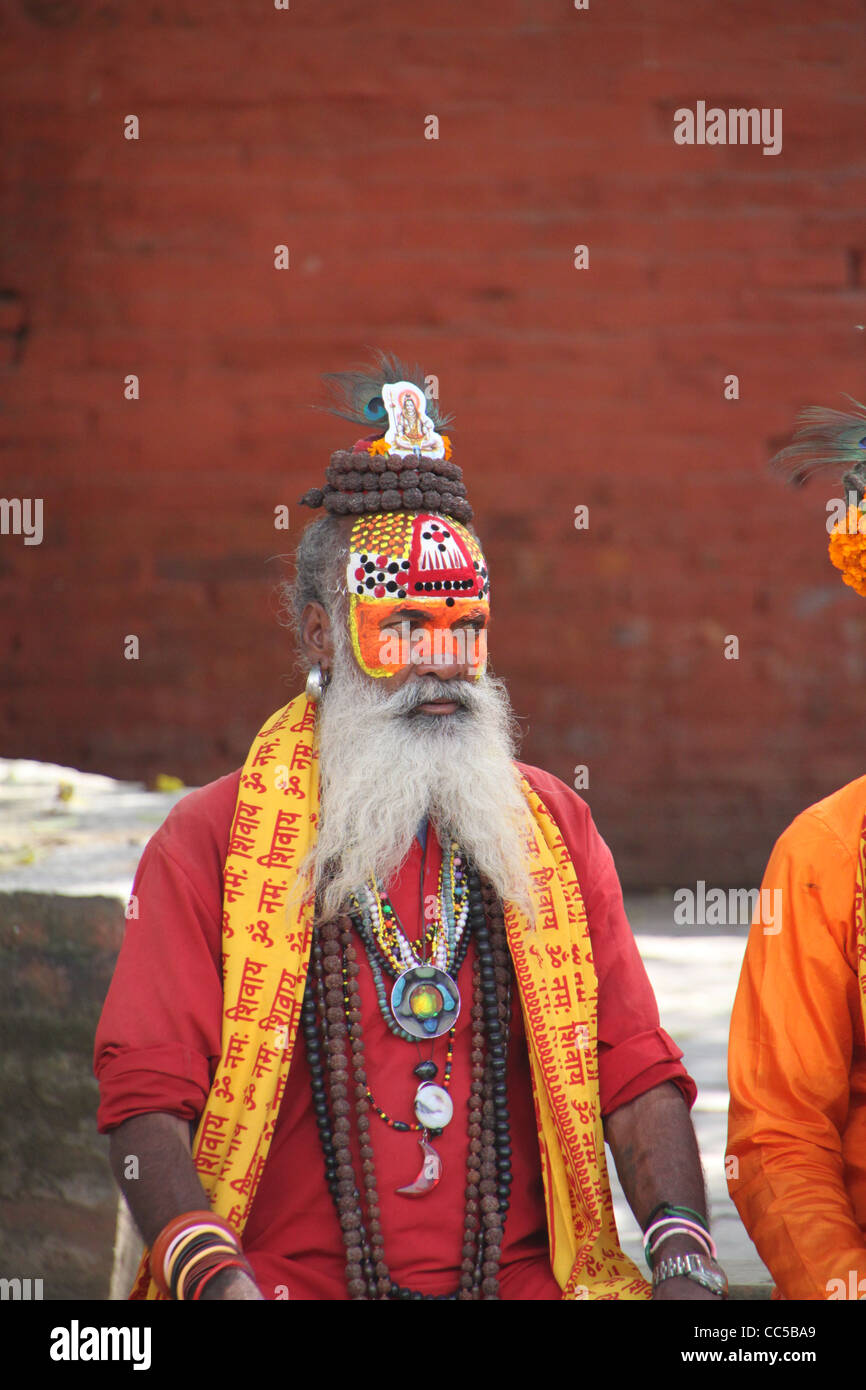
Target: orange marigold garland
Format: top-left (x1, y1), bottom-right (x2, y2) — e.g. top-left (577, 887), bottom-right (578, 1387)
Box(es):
top-left (829, 504), bottom-right (866, 597)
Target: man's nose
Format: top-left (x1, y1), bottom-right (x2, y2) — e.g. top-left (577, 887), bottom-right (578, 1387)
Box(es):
top-left (410, 629), bottom-right (467, 681)
top-left (411, 653), bottom-right (466, 681)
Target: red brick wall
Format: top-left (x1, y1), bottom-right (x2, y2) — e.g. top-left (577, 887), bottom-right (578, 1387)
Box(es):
top-left (2, 0), bottom-right (865, 885)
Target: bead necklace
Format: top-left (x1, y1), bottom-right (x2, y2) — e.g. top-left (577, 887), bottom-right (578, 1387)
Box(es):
top-left (341, 949), bottom-right (455, 1134)
top-left (302, 869), bottom-right (514, 1299)
top-left (349, 844), bottom-right (474, 1143)
top-left (350, 838), bottom-right (469, 977)
top-left (356, 909), bottom-right (474, 1042)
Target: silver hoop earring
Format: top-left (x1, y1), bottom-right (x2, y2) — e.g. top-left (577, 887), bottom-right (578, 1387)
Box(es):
top-left (305, 663), bottom-right (330, 703)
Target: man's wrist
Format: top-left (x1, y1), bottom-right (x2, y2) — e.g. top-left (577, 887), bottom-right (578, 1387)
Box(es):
top-left (652, 1252), bottom-right (728, 1297)
top-left (649, 1231), bottom-right (711, 1264)
top-left (198, 1267), bottom-right (262, 1301)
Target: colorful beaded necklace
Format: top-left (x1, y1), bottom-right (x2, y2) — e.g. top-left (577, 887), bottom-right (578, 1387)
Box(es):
top-left (347, 838), bottom-right (474, 1182)
top-left (350, 838), bottom-right (470, 979)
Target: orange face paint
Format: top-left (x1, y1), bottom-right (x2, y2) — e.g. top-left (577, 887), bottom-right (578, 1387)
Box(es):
top-left (344, 512), bottom-right (491, 679)
top-left (351, 594), bottom-right (489, 678)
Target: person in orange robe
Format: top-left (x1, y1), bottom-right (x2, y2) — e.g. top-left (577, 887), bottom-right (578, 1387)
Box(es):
top-left (727, 776), bottom-right (866, 1299)
top-left (727, 396), bottom-right (866, 1300)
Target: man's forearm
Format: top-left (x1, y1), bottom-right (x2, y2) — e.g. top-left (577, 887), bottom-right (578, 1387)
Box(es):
top-left (603, 1080), bottom-right (718, 1298)
top-left (603, 1080), bottom-right (707, 1228)
top-left (108, 1112), bottom-right (262, 1300)
top-left (109, 1112), bottom-right (210, 1246)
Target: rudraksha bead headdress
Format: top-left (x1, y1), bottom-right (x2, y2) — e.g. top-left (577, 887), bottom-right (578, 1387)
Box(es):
top-left (298, 351), bottom-right (473, 524)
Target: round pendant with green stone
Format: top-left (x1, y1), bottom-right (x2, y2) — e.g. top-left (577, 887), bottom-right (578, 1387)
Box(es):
top-left (390, 964), bottom-right (460, 1040)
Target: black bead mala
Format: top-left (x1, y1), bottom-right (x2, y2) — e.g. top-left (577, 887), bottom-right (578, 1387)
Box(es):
top-left (300, 867), bottom-right (513, 1300)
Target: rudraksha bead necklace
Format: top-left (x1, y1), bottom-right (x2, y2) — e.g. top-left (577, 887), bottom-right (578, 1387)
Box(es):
top-left (301, 867), bottom-right (514, 1299)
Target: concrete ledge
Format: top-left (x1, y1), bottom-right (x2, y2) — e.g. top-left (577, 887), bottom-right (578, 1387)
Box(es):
top-left (0, 892), bottom-right (125, 1300)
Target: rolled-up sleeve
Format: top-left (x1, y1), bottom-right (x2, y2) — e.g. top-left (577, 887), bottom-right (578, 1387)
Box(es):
top-left (93, 788), bottom-right (230, 1133)
top-left (517, 763), bottom-right (697, 1116)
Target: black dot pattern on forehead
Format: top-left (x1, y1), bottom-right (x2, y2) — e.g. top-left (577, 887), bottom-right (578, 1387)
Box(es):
top-left (347, 510), bottom-right (489, 604)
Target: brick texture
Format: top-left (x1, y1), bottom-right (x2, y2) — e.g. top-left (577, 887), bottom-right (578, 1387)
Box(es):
top-left (2, 0), bottom-right (865, 886)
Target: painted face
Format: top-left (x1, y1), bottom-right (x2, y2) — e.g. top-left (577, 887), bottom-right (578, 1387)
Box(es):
top-left (346, 512), bottom-right (491, 679)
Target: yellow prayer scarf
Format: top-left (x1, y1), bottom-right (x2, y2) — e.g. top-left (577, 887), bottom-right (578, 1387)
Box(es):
top-left (132, 692), bottom-right (649, 1300)
top-left (855, 813), bottom-right (866, 1026)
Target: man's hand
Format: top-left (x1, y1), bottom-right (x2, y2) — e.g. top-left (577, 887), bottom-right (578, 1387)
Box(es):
top-left (198, 1268), bottom-right (264, 1301)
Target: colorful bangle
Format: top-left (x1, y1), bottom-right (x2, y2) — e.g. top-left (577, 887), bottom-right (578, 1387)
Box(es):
top-left (171, 1236), bottom-right (237, 1301)
top-left (165, 1225), bottom-right (240, 1295)
top-left (149, 1210), bottom-right (242, 1301)
top-left (645, 1202), bottom-right (709, 1232)
top-left (644, 1217), bottom-right (716, 1262)
top-left (150, 1210), bottom-right (215, 1296)
top-left (649, 1228), bottom-right (714, 1260)
top-left (189, 1257), bottom-right (254, 1302)
top-left (178, 1249), bottom-right (236, 1302)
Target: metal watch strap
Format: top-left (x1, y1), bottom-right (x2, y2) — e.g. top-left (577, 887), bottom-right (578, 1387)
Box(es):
top-left (652, 1252), bottom-right (728, 1297)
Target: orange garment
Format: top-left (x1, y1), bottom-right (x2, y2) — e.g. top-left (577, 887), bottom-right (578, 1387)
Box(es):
top-left (727, 774), bottom-right (866, 1300)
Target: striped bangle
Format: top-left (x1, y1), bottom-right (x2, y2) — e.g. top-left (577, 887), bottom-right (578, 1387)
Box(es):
top-left (644, 1217), bottom-right (716, 1262)
top-left (150, 1211), bottom-right (245, 1300)
top-left (646, 1202), bottom-right (710, 1232)
top-left (165, 1225), bottom-right (241, 1297)
top-left (189, 1257), bottom-right (253, 1302)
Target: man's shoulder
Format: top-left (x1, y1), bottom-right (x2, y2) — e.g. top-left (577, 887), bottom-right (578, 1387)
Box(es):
top-left (513, 760), bottom-right (593, 829)
top-left (154, 768), bottom-right (243, 862)
top-left (778, 774), bottom-right (866, 864)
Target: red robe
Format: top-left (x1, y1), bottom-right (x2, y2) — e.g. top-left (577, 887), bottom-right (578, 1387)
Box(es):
top-left (95, 761), bottom-right (695, 1300)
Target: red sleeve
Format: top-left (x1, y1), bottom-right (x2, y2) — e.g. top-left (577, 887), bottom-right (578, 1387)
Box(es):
top-left (93, 771), bottom-right (242, 1133)
top-left (516, 762), bottom-right (697, 1117)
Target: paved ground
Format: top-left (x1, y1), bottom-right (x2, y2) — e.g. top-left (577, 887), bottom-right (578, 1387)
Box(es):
top-left (612, 895), bottom-right (769, 1287)
top-left (0, 759), bottom-right (769, 1288)
top-left (0, 758), bottom-right (187, 898)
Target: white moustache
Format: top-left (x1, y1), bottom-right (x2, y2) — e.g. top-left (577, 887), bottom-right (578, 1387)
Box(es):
top-left (297, 618), bottom-right (538, 924)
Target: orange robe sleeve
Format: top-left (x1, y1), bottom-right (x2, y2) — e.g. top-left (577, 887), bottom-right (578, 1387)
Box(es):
top-left (726, 807), bottom-right (864, 1299)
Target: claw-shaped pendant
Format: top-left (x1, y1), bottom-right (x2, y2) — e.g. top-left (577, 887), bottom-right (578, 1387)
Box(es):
top-left (395, 1136), bottom-right (443, 1197)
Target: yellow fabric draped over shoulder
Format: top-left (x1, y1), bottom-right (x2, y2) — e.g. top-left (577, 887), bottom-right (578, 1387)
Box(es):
top-left (855, 812), bottom-right (866, 1033)
top-left (131, 692), bottom-right (649, 1301)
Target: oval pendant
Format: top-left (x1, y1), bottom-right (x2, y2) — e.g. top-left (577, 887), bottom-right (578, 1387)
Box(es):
top-left (390, 964), bottom-right (460, 1040)
top-left (413, 1082), bottom-right (453, 1130)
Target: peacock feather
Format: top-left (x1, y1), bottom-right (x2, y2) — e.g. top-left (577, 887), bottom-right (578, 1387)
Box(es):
top-left (771, 394), bottom-right (866, 493)
top-left (316, 349), bottom-right (453, 433)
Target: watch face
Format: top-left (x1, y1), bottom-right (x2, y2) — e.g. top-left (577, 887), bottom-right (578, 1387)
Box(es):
top-left (692, 1264), bottom-right (728, 1297)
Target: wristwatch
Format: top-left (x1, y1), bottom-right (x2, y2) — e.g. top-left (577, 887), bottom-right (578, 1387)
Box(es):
top-left (652, 1252), bottom-right (729, 1297)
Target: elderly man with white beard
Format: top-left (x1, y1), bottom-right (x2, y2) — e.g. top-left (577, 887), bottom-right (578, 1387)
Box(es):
top-left (94, 357), bottom-right (724, 1302)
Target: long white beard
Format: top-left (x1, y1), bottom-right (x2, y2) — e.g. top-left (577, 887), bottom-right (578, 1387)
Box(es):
top-left (301, 621), bottom-right (538, 923)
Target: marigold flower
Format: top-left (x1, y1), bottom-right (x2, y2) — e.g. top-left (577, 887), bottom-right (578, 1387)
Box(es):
top-left (829, 506), bottom-right (866, 597)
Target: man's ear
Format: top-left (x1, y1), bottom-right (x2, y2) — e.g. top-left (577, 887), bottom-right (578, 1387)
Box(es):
top-left (300, 601), bottom-right (335, 670)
